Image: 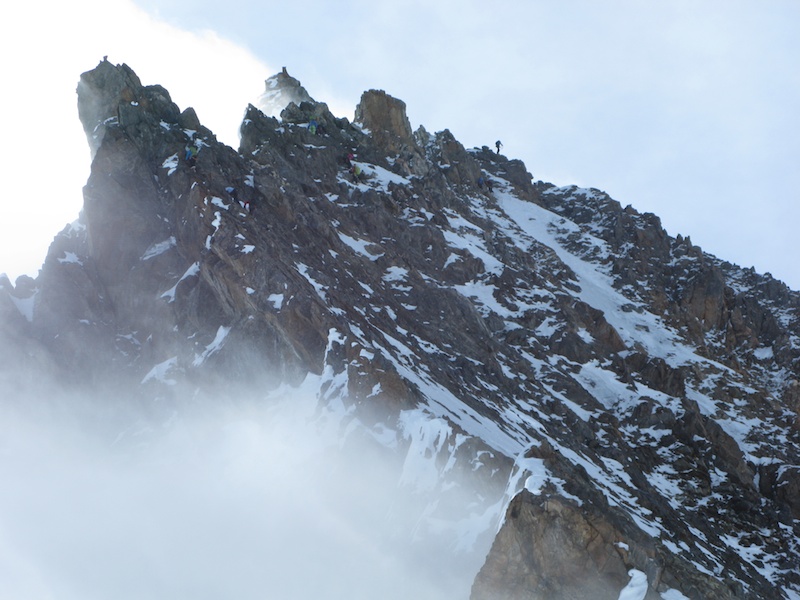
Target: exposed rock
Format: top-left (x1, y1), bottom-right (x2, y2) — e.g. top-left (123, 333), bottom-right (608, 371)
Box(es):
top-left (354, 89), bottom-right (428, 176)
top-left (1, 61), bottom-right (799, 600)
top-left (472, 488), bottom-right (741, 600)
top-left (471, 490), bottom-right (658, 600)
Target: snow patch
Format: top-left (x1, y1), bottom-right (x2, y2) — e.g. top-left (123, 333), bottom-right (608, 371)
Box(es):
top-left (161, 153), bottom-right (179, 175)
top-left (9, 294), bottom-right (36, 323)
top-left (161, 262), bottom-right (200, 302)
top-left (141, 356), bottom-right (178, 385)
top-left (338, 232), bottom-right (382, 259)
top-left (193, 326), bottom-right (231, 367)
top-left (618, 569), bottom-right (648, 600)
top-left (142, 237), bottom-right (176, 261)
top-left (57, 251), bottom-right (82, 265)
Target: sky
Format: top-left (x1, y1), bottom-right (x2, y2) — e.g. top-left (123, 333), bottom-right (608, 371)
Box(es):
top-left (1, 0), bottom-right (798, 289)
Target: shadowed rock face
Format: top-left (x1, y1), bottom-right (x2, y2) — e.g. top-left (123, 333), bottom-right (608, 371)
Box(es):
top-left (1, 60), bottom-right (799, 600)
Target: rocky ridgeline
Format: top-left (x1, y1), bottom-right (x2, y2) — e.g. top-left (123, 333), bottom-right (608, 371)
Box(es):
top-left (1, 59), bottom-right (799, 599)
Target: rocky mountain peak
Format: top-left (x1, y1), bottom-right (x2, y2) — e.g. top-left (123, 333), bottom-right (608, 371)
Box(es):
top-left (2, 59), bottom-right (799, 600)
top-left (255, 66), bottom-right (315, 118)
top-left (77, 58), bottom-right (192, 159)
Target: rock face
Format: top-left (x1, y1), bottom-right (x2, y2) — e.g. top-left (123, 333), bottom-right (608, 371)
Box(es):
top-left (1, 60), bottom-right (799, 599)
top-left (472, 491), bottom-right (656, 600)
top-left (472, 444), bottom-right (746, 600)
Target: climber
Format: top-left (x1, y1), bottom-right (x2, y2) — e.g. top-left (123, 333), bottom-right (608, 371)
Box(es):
top-left (227, 186), bottom-right (249, 212)
top-left (495, 140), bottom-right (502, 154)
top-left (486, 178), bottom-right (494, 192)
top-left (309, 118), bottom-right (318, 135)
top-left (185, 143), bottom-right (199, 167)
top-left (352, 164), bottom-right (364, 183)
top-left (477, 176), bottom-right (485, 189)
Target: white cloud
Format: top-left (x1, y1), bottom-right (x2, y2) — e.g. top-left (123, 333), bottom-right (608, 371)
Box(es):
top-left (0, 389), bottom-right (482, 600)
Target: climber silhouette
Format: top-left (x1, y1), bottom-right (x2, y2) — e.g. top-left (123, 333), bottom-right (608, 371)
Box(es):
top-left (495, 140), bottom-right (502, 154)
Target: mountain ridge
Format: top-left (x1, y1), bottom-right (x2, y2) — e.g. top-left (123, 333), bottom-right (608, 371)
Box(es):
top-left (1, 59), bottom-right (798, 600)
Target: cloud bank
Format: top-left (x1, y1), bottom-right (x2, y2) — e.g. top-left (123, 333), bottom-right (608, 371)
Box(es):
top-left (0, 385), bottom-right (486, 600)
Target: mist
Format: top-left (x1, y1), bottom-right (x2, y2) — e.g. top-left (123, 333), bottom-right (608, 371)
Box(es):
top-left (0, 383), bottom-right (493, 599)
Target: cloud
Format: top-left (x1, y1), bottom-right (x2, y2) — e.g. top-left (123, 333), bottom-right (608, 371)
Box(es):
top-left (0, 384), bottom-right (490, 600)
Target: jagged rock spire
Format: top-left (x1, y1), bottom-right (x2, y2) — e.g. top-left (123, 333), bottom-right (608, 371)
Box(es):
top-left (354, 89), bottom-right (429, 176)
top-left (255, 67), bottom-right (315, 118)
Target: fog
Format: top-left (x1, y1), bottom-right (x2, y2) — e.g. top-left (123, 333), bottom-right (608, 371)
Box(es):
top-left (0, 384), bottom-right (491, 599)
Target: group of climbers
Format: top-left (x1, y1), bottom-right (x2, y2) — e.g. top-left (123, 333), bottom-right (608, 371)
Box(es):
top-left (308, 116), bottom-right (327, 136)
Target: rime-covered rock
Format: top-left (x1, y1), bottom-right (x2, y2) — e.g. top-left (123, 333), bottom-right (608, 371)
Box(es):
top-left (256, 67), bottom-right (315, 118)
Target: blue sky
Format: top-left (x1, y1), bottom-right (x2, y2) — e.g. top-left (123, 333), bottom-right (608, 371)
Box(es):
top-left (1, 0), bottom-right (798, 288)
